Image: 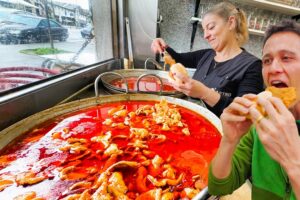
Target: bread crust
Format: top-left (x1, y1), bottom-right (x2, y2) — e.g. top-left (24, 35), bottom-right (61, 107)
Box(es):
top-left (168, 63), bottom-right (189, 83)
top-left (266, 86), bottom-right (297, 108)
top-left (247, 87), bottom-right (296, 118)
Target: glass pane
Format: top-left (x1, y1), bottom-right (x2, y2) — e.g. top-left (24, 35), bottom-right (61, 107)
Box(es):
top-left (0, 0), bottom-right (109, 93)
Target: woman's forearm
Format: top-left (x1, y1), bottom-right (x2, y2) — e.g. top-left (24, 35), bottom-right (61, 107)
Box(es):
top-left (200, 87), bottom-right (221, 107)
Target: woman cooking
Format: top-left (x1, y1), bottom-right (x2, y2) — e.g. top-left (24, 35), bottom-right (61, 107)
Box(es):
top-left (151, 2), bottom-right (264, 116)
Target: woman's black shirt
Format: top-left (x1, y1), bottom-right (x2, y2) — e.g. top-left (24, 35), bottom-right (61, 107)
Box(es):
top-left (166, 47), bottom-right (264, 117)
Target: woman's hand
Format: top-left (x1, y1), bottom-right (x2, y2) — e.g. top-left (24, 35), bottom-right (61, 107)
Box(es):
top-left (220, 94), bottom-right (255, 145)
top-left (151, 38), bottom-right (168, 54)
top-left (249, 96), bottom-right (300, 171)
top-left (168, 73), bottom-right (206, 99)
top-left (168, 73), bottom-right (220, 106)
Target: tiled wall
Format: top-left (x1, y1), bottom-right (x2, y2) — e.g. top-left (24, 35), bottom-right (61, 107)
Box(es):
top-left (158, 0), bottom-right (290, 58)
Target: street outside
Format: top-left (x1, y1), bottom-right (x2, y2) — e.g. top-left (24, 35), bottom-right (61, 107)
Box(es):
top-left (0, 27), bottom-right (97, 92)
top-left (0, 27), bottom-right (97, 68)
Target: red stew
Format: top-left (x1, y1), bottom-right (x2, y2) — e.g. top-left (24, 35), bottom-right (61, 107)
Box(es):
top-left (110, 76), bottom-right (176, 92)
top-left (0, 100), bottom-right (221, 200)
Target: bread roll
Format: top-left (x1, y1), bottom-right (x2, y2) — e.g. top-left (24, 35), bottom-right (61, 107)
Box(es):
top-left (247, 86), bottom-right (296, 118)
top-left (247, 91), bottom-right (272, 118)
top-left (169, 63), bottom-right (189, 84)
top-left (266, 86), bottom-right (297, 108)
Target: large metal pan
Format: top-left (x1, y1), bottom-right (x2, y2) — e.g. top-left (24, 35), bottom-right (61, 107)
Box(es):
top-left (0, 76), bottom-right (221, 199)
top-left (100, 58), bottom-right (196, 97)
top-left (0, 95), bottom-right (220, 199)
top-left (0, 94), bottom-right (221, 150)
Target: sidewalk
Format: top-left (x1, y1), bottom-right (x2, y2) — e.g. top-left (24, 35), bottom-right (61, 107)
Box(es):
top-left (40, 52), bottom-right (98, 66)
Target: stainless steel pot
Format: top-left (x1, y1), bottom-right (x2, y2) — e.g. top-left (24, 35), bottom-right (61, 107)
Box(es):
top-left (0, 93), bottom-right (221, 150)
top-left (0, 76), bottom-right (221, 200)
top-left (99, 58), bottom-right (196, 97)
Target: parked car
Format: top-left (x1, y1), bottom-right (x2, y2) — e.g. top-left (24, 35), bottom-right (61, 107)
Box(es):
top-left (80, 24), bottom-right (93, 39)
top-left (0, 7), bottom-right (35, 23)
top-left (0, 14), bottom-right (68, 44)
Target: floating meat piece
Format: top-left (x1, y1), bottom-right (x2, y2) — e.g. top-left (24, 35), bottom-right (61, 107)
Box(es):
top-left (147, 173), bottom-right (184, 187)
top-left (182, 127), bottom-right (190, 136)
top-left (108, 105), bottom-right (125, 116)
top-left (13, 191), bottom-right (39, 200)
top-left (61, 193), bottom-right (81, 200)
top-left (108, 172), bottom-right (127, 194)
top-left (104, 144), bottom-right (123, 157)
top-left (128, 139), bottom-right (148, 150)
top-left (152, 155), bottom-right (164, 169)
top-left (162, 164), bottom-right (176, 179)
top-left (102, 118), bottom-right (113, 126)
top-left (183, 187), bottom-right (200, 199)
top-left (79, 190), bottom-right (91, 200)
top-left (113, 109), bottom-right (128, 118)
top-left (59, 166), bottom-right (75, 180)
top-left (91, 181), bottom-right (112, 200)
top-left (93, 172), bottom-right (109, 190)
top-left (111, 122), bottom-right (127, 129)
top-left (69, 181), bottom-right (92, 191)
top-left (161, 123), bottom-right (170, 131)
top-left (67, 138), bottom-right (87, 144)
top-left (135, 105), bottom-right (153, 116)
top-left (91, 131), bottom-right (112, 148)
top-left (68, 150), bottom-right (91, 161)
top-left (108, 186), bottom-right (130, 200)
top-left (16, 171), bottom-right (46, 186)
top-left (136, 188), bottom-right (162, 200)
top-left (130, 128), bottom-right (150, 139)
top-left (161, 192), bottom-right (175, 200)
top-left (106, 161), bottom-right (140, 172)
top-left (0, 178), bottom-right (14, 191)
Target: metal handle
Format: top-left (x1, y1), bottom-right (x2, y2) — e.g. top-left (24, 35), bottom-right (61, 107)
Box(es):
top-left (144, 58), bottom-right (164, 70)
top-left (125, 17), bottom-right (134, 69)
top-left (192, 187), bottom-right (211, 200)
top-left (136, 73), bottom-right (163, 95)
top-left (94, 72), bottom-right (129, 97)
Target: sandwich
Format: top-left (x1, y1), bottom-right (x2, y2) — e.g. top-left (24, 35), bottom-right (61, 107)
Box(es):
top-left (248, 86), bottom-right (296, 117)
top-left (168, 63), bottom-right (189, 84)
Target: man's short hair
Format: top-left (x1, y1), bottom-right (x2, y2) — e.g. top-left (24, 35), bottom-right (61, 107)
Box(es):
top-left (263, 19), bottom-right (300, 46)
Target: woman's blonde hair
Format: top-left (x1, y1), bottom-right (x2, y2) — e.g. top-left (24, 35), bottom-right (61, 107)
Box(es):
top-left (203, 2), bottom-right (249, 46)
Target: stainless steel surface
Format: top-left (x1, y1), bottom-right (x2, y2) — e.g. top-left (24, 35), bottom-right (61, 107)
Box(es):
top-left (117, 0), bottom-right (125, 59)
top-left (0, 59), bottom-right (121, 131)
top-left (136, 73), bottom-right (163, 94)
top-left (127, 0), bottom-right (158, 67)
top-left (0, 93), bottom-right (222, 150)
top-left (125, 17), bottom-right (134, 68)
top-left (144, 57), bottom-right (163, 70)
top-left (192, 187), bottom-right (210, 200)
top-left (91, 0), bottom-right (114, 61)
top-left (99, 69), bottom-right (184, 96)
top-left (95, 71), bottom-right (129, 97)
top-left (111, 0), bottom-right (119, 58)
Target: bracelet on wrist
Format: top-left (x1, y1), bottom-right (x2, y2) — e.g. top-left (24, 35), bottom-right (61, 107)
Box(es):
top-left (201, 88), bottom-right (214, 101)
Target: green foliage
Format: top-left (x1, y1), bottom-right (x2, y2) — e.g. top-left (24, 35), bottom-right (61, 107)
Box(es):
top-left (20, 48), bottom-right (69, 55)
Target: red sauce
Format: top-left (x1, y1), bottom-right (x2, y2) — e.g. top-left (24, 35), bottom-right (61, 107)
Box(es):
top-left (0, 101), bottom-right (221, 199)
top-left (110, 76), bottom-right (176, 92)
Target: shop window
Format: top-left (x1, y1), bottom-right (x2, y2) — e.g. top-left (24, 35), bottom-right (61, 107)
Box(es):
top-left (0, 0), bottom-right (108, 93)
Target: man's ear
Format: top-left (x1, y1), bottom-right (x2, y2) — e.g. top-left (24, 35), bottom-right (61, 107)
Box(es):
top-left (228, 16), bottom-right (236, 31)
